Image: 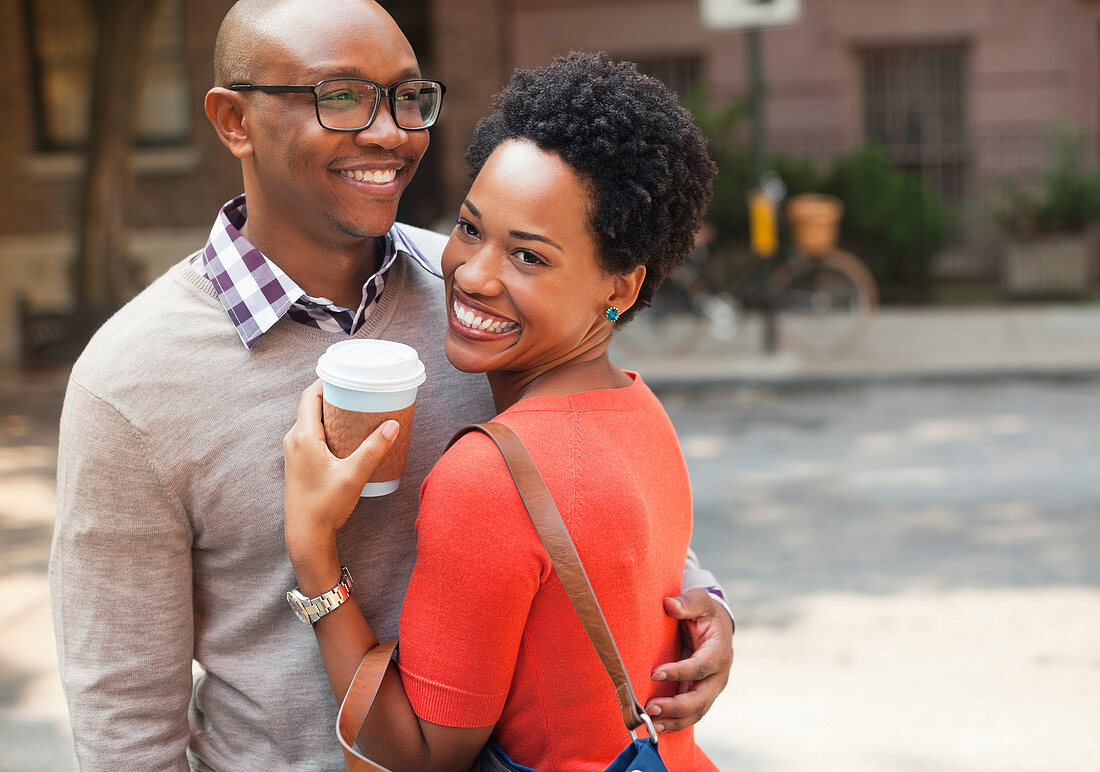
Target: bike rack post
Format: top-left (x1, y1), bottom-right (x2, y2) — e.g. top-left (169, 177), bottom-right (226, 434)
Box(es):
top-left (748, 188), bottom-right (781, 355)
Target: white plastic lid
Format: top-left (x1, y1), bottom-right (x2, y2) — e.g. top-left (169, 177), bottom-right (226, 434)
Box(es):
top-left (316, 340), bottom-right (426, 392)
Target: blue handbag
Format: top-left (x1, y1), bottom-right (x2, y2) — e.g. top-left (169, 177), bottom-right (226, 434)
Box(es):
top-left (479, 735), bottom-right (666, 772)
top-left (338, 422), bottom-right (667, 772)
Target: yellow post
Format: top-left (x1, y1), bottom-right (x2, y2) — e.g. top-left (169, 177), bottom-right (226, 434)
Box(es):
top-left (748, 189), bottom-right (778, 258)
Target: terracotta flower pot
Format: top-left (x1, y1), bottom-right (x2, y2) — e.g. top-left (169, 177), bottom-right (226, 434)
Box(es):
top-left (787, 193), bottom-right (844, 256)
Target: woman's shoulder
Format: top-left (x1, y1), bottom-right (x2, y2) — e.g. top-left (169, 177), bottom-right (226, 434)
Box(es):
top-left (420, 416), bottom-right (575, 511)
top-left (428, 426), bottom-right (510, 481)
top-left (417, 424), bottom-right (548, 564)
top-left (420, 426), bottom-right (524, 518)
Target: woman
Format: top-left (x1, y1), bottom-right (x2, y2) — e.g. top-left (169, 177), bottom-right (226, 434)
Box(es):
top-left (284, 52), bottom-right (718, 771)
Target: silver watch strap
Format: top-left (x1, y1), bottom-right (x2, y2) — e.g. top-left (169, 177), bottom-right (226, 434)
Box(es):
top-left (291, 566), bottom-right (353, 625)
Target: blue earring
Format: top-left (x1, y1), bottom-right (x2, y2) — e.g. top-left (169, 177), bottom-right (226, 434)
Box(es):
top-left (605, 307), bottom-right (620, 322)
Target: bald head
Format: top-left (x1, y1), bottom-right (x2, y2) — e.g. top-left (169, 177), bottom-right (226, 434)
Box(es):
top-left (212, 0), bottom-right (408, 86)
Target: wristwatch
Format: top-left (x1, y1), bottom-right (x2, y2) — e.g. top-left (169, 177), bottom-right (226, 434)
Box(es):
top-left (286, 566), bottom-right (353, 626)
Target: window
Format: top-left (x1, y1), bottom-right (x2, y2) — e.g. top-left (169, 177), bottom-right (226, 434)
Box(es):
top-left (862, 45), bottom-right (969, 202)
top-left (26, 0), bottom-right (190, 151)
top-left (634, 56), bottom-right (704, 99)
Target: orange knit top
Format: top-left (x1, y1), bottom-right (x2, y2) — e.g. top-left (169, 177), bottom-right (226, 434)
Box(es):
top-left (397, 373), bottom-right (716, 771)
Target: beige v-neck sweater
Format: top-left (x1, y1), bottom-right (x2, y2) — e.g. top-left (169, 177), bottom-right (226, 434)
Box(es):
top-left (50, 225), bottom-right (494, 770)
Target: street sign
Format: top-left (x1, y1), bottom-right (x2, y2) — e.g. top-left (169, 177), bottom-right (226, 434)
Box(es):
top-left (699, 0), bottom-right (802, 29)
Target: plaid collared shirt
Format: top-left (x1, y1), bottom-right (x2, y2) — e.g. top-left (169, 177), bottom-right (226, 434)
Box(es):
top-left (191, 195), bottom-right (442, 348)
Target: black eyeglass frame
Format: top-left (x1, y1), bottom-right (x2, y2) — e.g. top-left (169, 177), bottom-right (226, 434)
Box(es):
top-left (228, 78), bottom-right (446, 131)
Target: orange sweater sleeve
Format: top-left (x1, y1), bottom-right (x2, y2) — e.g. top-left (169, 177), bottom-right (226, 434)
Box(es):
top-left (397, 430), bottom-right (550, 727)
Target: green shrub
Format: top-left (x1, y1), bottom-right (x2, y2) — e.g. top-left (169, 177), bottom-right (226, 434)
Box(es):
top-left (999, 132), bottom-right (1100, 237)
top-left (825, 145), bottom-right (952, 292)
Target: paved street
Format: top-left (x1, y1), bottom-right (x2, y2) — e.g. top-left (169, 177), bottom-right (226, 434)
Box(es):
top-left (676, 379), bottom-right (1100, 771)
top-left (2, 362), bottom-right (1099, 770)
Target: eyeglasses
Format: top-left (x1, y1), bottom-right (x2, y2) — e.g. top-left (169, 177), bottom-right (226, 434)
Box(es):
top-left (229, 78), bottom-right (446, 131)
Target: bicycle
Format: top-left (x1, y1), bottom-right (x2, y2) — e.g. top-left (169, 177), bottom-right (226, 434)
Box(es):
top-left (615, 193), bottom-right (879, 360)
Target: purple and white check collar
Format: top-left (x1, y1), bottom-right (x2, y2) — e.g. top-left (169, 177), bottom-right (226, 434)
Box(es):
top-left (192, 195), bottom-right (441, 348)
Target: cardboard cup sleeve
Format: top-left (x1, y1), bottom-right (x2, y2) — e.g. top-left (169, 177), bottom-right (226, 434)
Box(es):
top-left (321, 400), bottom-right (417, 483)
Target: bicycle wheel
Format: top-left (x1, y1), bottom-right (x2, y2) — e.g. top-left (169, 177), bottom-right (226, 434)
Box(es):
top-left (767, 248), bottom-right (878, 359)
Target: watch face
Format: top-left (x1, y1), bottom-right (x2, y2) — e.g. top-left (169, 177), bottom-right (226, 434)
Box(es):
top-left (287, 591), bottom-right (312, 625)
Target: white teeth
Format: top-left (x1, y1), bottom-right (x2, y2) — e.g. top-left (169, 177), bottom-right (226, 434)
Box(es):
top-left (453, 299), bottom-right (517, 333)
top-left (338, 168), bottom-right (397, 183)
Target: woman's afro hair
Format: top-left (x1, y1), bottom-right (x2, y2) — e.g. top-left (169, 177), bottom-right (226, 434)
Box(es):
top-left (465, 51), bottom-right (716, 324)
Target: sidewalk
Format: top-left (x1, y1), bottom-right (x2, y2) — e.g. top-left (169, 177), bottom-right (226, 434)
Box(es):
top-left (612, 303), bottom-right (1100, 389)
top-left (0, 368), bottom-right (72, 771)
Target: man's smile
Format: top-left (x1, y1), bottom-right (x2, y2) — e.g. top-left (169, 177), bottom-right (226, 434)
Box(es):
top-left (335, 168), bottom-right (397, 184)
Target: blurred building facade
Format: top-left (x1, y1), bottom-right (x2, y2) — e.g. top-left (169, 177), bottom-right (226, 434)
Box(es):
top-left (1, 0), bottom-right (1097, 362)
top-left (437, 0), bottom-right (1100, 280)
top-left (2, 0), bottom-right (238, 363)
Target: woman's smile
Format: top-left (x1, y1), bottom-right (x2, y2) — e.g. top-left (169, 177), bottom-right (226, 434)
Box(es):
top-left (449, 290), bottom-right (520, 339)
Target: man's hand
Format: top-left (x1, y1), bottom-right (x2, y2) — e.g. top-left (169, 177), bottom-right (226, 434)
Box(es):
top-left (645, 588), bottom-right (734, 733)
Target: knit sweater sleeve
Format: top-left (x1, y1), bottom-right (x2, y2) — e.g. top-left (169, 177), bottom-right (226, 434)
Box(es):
top-left (49, 379), bottom-right (194, 770)
top-left (397, 430), bottom-right (549, 727)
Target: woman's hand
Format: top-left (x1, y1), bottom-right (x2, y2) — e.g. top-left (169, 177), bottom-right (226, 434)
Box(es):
top-left (283, 380), bottom-right (399, 569)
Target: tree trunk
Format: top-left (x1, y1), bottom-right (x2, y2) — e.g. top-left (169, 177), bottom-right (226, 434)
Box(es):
top-left (73, 0), bottom-right (162, 310)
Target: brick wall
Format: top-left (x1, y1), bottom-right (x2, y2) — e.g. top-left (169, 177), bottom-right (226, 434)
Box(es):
top-left (0, 1), bottom-right (240, 364)
top-left (430, 0), bottom-right (512, 213)
top-left (0, 1), bottom-right (242, 239)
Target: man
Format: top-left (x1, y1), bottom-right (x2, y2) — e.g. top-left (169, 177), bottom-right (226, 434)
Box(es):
top-left (49, 1), bottom-right (733, 769)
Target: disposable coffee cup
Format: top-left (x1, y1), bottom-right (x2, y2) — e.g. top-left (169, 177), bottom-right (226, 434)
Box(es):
top-left (316, 340), bottom-right (426, 496)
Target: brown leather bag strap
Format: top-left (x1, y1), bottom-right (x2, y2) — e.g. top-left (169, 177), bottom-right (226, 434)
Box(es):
top-left (448, 422), bottom-right (648, 733)
top-left (337, 638), bottom-right (398, 772)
